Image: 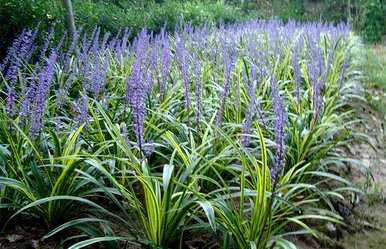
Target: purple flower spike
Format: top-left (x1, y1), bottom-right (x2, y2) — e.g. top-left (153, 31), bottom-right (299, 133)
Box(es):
top-left (216, 53), bottom-right (234, 127)
top-left (234, 76), bottom-right (240, 112)
top-left (143, 141), bottom-right (155, 157)
top-left (242, 78), bottom-right (257, 146)
top-left (89, 58), bottom-right (100, 94)
top-left (101, 32), bottom-right (110, 52)
top-left (3, 29), bottom-right (36, 117)
top-left (339, 53), bottom-right (350, 89)
top-left (30, 50), bottom-right (58, 136)
top-left (270, 74), bottom-right (286, 184)
top-left (308, 45), bottom-right (325, 120)
top-left (40, 26), bottom-right (55, 61)
top-left (64, 28), bottom-right (81, 71)
top-left (74, 94), bottom-right (89, 127)
top-left (24, 26), bottom-right (39, 63)
top-left (160, 29), bottom-right (171, 98)
top-left (5, 61), bottom-right (20, 117)
top-left (120, 28), bottom-right (132, 57)
top-left (292, 37), bottom-right (303, 103)
top-left (91, 27), bottom-right (101, 57)
top-left (130, 79), bottom-right (146, 153)
top-left (125, 30), bottom-right (151, 153)
top-left (20, 76), bottom-right (39, 126)
top-left (193, 51), bottom-right (202, 125)
top-left (256, 101), bottom-right (267, 129)
top-left (0, 32), bottom-right (24, 73)
top-left (57, 66), bottom-right (76, 110)
top-left (18, 30), bottom-right (35, 61)
top-left (176, 36), bottom-right (191, 108)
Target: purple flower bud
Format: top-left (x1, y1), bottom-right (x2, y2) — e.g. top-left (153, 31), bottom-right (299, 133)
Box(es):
top-left (86, 55), bottom-right (108, 97)
top-left (143, 141), bottom-right (155, 157)
top-left (150, 43), bottom-right (159, 78)
top-left (73, 94), bottom-right (89, 127)
top-left (64, 28), bottom-right (82, 71)
top-left (40, 26), bottom-right (55, 61)
top-left (18, 30), bottom-right (35, 61)
top-left (54, 32), bottom-right (67, 55)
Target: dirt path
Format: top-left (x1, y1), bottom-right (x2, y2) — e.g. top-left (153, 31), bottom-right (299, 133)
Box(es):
top-left (342, 113), bottom-right (386, 249)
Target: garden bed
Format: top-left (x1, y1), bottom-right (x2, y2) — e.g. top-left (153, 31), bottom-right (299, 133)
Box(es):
top-left (0, 20), bottom-right (370, 248)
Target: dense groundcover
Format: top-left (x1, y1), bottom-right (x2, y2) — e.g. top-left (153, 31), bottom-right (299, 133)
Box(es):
top-left (0, 20), bottom-right (368, 248)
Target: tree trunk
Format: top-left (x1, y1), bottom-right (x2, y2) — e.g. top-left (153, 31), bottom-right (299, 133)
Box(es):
top-left (256, 0), bottom-right (272, 17)
top-left (347, 0), bottom-right (352, 23)
top-left (63, 0), bottom-right (76, 36)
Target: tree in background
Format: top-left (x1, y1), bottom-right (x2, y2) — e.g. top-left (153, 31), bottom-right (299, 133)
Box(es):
top-left (361, 0), bottom-right (385, 42)
top-left (256, 0), bottom-right (273, 17)
top-left (63, 0), bottom-right (76, 36)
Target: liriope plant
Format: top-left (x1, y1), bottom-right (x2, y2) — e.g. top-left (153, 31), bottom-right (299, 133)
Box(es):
top-left (0, 118), bottom-right (114, 230)
top-left (50, 103), bottom-right (220, 248)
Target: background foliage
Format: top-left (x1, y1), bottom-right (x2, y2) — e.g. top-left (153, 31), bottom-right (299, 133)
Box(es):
top-left (0, 0), bottom-right (253, 58)
top-left (0, 0), bottom-right (385, 58)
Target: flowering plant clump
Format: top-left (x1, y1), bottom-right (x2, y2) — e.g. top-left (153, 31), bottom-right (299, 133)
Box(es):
top-left (0, 20), bottom-right (364, 249)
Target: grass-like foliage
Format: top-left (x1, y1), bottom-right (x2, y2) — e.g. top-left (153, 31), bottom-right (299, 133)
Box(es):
top-left (0, 20), bottom-right (368, 248)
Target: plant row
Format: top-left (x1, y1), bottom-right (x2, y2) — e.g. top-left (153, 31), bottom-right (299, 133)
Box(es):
top-left (0, 20), bottom-right (368, 248)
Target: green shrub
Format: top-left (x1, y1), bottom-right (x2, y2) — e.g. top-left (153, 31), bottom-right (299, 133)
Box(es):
top-left (272, 0), bottom-right (306, 21)
top-left (0, 0), bottom-right (62, 57)
top-left (361, 0), bottom-right (385, 42)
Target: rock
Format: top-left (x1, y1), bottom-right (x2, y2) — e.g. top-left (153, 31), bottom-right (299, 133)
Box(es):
top-left (6, 234), bottom-right (24, 243)
top-left (31, 240), bottom-right (40, 249)
top-left (325, 222), bottom-right (337, 233)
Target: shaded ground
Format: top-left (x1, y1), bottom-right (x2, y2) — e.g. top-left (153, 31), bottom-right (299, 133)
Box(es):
top-left (0, 217), bottom-right (60, 249)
